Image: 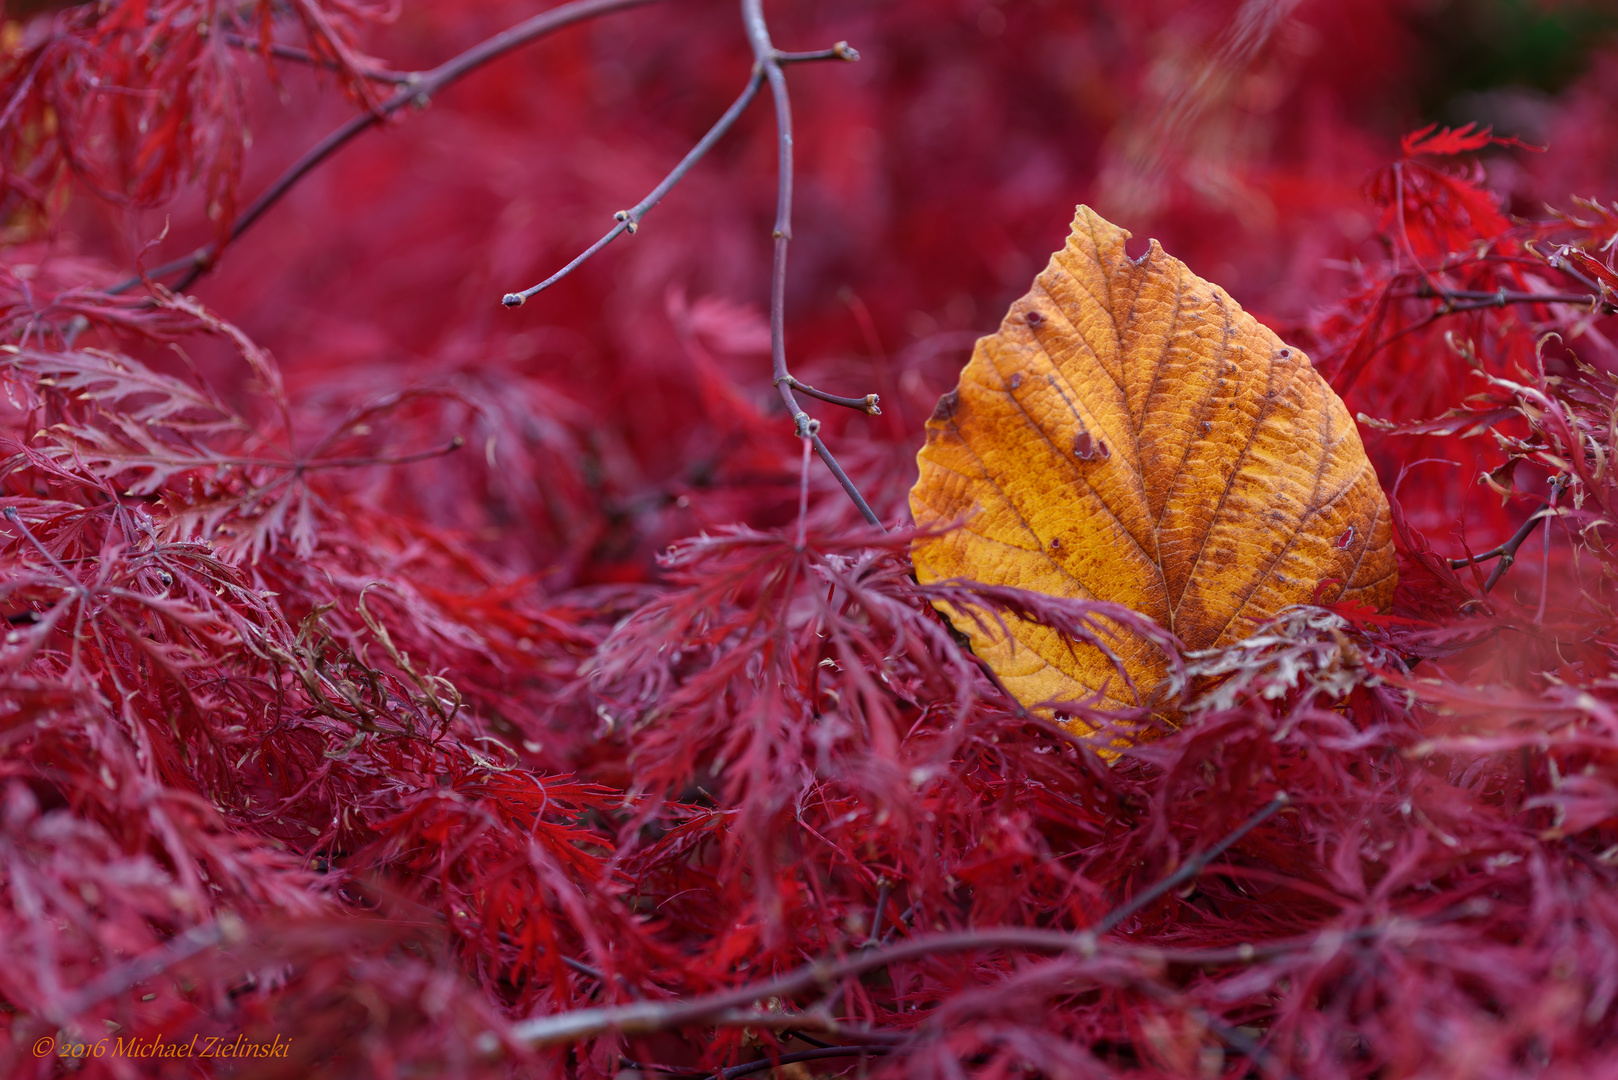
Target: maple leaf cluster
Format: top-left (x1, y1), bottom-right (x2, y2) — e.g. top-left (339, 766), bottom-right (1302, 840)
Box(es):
top-left (2, 1), bottom-right (1618, 1078)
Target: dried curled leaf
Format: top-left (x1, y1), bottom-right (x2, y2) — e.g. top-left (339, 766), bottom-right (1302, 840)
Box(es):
top-left (910, 206), bottom-right (1396, 733)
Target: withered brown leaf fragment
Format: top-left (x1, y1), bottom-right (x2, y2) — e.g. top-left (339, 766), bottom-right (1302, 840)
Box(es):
top-left (910, 206), bottom-right (1396, 737)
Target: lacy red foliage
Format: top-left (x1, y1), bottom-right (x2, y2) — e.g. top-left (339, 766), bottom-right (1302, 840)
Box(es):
top-left (0, 0), bottom-right (393, 236)
top-left (3, 1), bottom-right (1618, 1077)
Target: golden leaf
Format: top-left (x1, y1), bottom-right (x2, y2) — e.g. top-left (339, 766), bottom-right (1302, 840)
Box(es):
top-left (910, 206), bottom-right (1396, 732)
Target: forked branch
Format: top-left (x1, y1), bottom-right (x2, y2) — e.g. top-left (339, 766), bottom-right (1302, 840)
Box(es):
top-left (1449, 476), bottom-right (1567, 595)
top-left (777, 374), bottom-right (881, 415)
top-left (501, 0), bottom-right (881, 526)
top-left (102, 0), bottom-right (882, 526)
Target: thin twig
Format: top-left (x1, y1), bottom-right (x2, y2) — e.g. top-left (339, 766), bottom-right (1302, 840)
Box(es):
top-left (508, 795), bottom-right (1289, 1047)
top-left (741, 0), bottom-right (882, 529)
top-left (865, 879), bottom-right (891, 947)
top-left (1482, 518), bottom-right (1540, 593)
top-left (217, 31), bottom-right (416, 84)
top-left (707, 1011), bottom-right (903, 1042)
top-left (776, 41), bottom-right (861, 64)
top-left (616, 1055), bottom-right (708, 1076)
top-left (1090, 793), bottom-right (1289, 936)
top-left (502, 69), bottom-right (765, 307)
top-left (1536, 480), bottom-right (1559, 623)
top-left (796, 432), bottom-right (812, 549)
top-left (1447, 504), bottom-right (1551, 573)
top-left (777, 374), bottom-right (880, 415)
top-left (1403, 283), bottom-right (1605, 308)
top-left (53, 919), bottom-right (238, 1020)
top-left (562, 954), bottom-right (606, 980)
top-left (1391, 164), bottom-right (1446, 298)
top-left (1451, 537), bottom-right (1525, 569)
top-left (1437, 293), bottom-right (1612, 316)
top-left (811, 433), bottom-right (880, 525)
top-left (785, 1029), bottom-right (835, 1049)
top-left (1366, 219), bottom-right (1614, 356)
top-left (1371, 289), bottom-right (1596, 356)
top-left (23, 438), bottom-right (465, 477)
top-left (1542, 243), bottom-right (1612, 297)
top-left (1458, 481), bottom-right (1565, 593)
top-left (1484, 481), bottom-right (1563, 595)
top-left (619, 1045), bottom-right (890, 1079)
top-left (106, 0), bottom-right (668, 296)
top-left (288, 435), bottom-right (465, 470)
top-left (717, 1045), bottom-right (891, 1078)
top-left (1202, 1015), bottom-right (1297, 1080)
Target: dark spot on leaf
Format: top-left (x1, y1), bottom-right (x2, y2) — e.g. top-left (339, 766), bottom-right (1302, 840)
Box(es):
top-left (1073, 432), bottom-right (1108, 461)
top-left (931, 388), bottom-right (959, 422)
top-left (1009, 372), bottom-right (1023, 390)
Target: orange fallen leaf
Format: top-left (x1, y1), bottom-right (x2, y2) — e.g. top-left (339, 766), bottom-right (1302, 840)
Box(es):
top-left (910, 206), bottom-right (1396, 735)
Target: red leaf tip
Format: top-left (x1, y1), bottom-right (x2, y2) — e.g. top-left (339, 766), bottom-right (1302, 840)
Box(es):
top-left (1401, 122), bottom-right (1544, 159)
